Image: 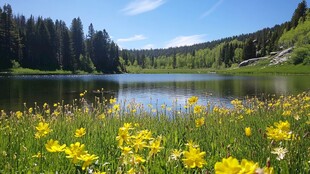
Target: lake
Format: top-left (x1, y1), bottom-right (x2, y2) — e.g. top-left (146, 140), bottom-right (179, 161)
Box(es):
top-left (0, 74), bottom-right (310, 111)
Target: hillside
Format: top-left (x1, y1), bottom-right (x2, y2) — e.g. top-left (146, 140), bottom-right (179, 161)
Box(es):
top-left (121, 0), bottom-right (310, 71)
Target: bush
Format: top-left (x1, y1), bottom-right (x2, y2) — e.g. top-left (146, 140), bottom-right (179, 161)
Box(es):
top-left (290, 44), bottom-right (310, 65)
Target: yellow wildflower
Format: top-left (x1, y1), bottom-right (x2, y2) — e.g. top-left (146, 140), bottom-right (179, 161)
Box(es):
top-left (116, 127), bottom-right (131, 146)
top-left (194, 105), bottom-right (203, 114)
top-left (148, 136), bottom-right (163, 157)
top-left (127, 168), bottom-right (136, 174)
top-left (266, 120), bottom-right (292, 141)
top-left (195, 117), bottom-right (205, 127)
top-left (239, 159), bottom-right (259, 173)
top-left (45, 139), bottom-right (66, 152)
top-left (120, 146), bottom-right (133, 156)
top-left (75, 127), bottom-right (86, 138)
top-left (282, 110), bottom-right (291, 117)
top-left (77, 153), bottom-right (99, 170)
top-left (28, 107), bottom-right (33, 114)
top-left (110, 98), bottom-right (117, 104)
top-left (15, 111), bottom-right (23, 119)
top-left (132, 154), bottom-right (146, 164)
top-left (214, 156), bottom-right (241, 174)
top-left (113, 104), bottom-right (120, 112)
top-left (182, 146), bottom-right (206, 168)
top-left (245, 127), bottom-right (252, 137)
top-left (263, 166), bottom-right (274, 174)
top-left (185, 140), bottom-right (199, 148)
top-left (188, 96), bottom-right (199, 105)
top-left (132, 138), bottom-right (147, 152)
top-left (32, 152), bottom-right (42, 158)
top-left (35, 122), bottom-right (52, 139)
top-left (65, 142), bottom-right (87, 164)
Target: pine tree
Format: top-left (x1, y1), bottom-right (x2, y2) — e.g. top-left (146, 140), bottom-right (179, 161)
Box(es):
top-left (70, 17), bottom-right (84, 68)
top-left (291, 0), bottom-right (307, 28)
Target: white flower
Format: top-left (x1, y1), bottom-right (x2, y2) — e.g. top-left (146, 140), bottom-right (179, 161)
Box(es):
top-left (271, 147), bottom-right (288, 160)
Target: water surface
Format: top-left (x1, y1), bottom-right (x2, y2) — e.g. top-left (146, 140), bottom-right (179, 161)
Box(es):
top-left (0, 74), bottom-right (309, 111)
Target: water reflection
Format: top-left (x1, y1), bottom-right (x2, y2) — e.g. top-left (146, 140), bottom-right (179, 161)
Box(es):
top-left (0, 74), bottom-right (309, 111)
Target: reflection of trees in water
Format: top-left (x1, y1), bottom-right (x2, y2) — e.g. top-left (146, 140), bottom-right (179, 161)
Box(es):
top-left (0, 77), bottom-right (120, 111)
top-left (1, 75), bottom-right (310, 111)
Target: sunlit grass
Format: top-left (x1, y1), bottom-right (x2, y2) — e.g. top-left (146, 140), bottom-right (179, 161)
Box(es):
top-left (0, 90), bottom-right (309, 173)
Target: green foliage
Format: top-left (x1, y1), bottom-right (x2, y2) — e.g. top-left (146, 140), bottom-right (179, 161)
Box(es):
top-left (291, 44), bottom-right (310, 64)
top-left (279, 17), bottom-right (310, 48)
top-left (79, 54), bottom-right (96, 73)
top-left (11, 60), bottom-right (20, 69)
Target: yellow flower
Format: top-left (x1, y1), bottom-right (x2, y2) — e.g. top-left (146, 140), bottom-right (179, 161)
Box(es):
top-left (35, 122), bottom-right (52, 139)
top-left (75, 127), bottom-right (86, 138)
top-left (239, 159), bottom-right (259, 173)
top-left (194, 105), bottom-right (203, 114)
top-left (127, 167), bottom-right (136, 174)
top-left (282, 110), bottom-right (291, 117)
top-left (65, 142), bottom-right (87, 164)
top-left (132, 154), bottom-right (146, 164)
top-left (148, 136), bottom-right (163, 157)
top-left (116, 127), bottom-right (131, 146)
top-left (263, 167), bottom-right (274, 174)
top-left (45, 139), bottom-right (66, 152)
top-left (77, 153), bottom-right (99, 170)
top-left (195, 117), bottom-right (205, 127)
top-left (182, 146), bottom-right (206, 168)
top-left (214, 156), bottom-right (241, 174)
top-left (15, 111), bottom-right (23, 119)
top-left (120, 146), bottom-right (133, 156)
top-left (188, 96), bottom-right (199, 105)
top-left (32, 152), bottom-right (42, 158)
top-left (266, 120), bottom-right (292, 141)
top-left (245, 127), bottom-right (252, 137)
top-left (109, 98), bottom-right (117, 104)
top-left (185, 140), bottom-right (199, 148)
top-left (132, 138), bottom-right (147, 152)
top-left (80, 93), bottom-right (84, 97)
top-left (113, 104), bottom-right (120, 112)
top-left (28, 107), bottom-right (33, 114)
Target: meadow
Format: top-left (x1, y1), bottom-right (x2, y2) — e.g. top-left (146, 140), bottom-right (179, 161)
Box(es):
top-left (0, 90), bottom-right (309, 173)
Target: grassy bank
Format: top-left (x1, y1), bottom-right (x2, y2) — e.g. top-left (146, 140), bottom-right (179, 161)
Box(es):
top-left (217, 63), bottom-right (310, 75)
top-left (0, 68), bottom-right (102, 75)
top-left (1, 91), bottom-right (309, 173)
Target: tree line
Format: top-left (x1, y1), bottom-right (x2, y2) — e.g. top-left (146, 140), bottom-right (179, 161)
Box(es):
top-left (121, 0), bottom-right (309, 70)
top-left (0, 4), bottom-right (121, 73)
top-left (0, 1), bottom-right (308, 73)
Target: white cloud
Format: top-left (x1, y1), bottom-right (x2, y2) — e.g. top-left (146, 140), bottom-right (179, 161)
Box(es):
top-left (142, 44), bottom-right (155, 49)
top-left (201, 0), bottom-right (224, 18)
top-left (122, 0), bottom-right (165, 15)
top-left (117, 35), bottom-right (147, 43)
top-left (165, 34), bottom-right (206, 48)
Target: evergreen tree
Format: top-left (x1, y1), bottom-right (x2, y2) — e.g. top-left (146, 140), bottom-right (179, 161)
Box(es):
top-left (243, 38), bottom-right (256, 60)
top-left (70, 17), bottom-right (84, 68)
top-left (291, 0), bottom-right (307, 28)
top-left (0, 4), bottom-right (22, 70)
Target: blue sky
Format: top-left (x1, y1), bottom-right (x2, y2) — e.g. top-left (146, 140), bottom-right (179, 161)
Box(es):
top-left (1, 0), bottom-right (307, 49)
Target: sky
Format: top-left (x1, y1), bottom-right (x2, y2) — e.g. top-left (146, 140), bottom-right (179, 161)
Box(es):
top-left (0, 0), bottom-right (307, 49)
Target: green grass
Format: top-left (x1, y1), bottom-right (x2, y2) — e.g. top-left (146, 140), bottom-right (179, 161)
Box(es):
top-left (0, 91), bottom-right (309, 173)
top-left (217, 63), bottom-right (310, 75)
top-left (6, 68), bottom-right (73, 75)
top-left (127, 68), bottom-right (215, 74)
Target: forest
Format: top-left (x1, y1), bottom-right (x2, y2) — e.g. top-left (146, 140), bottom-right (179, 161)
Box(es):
top-left (0, 1), bottom-right (309, 73)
